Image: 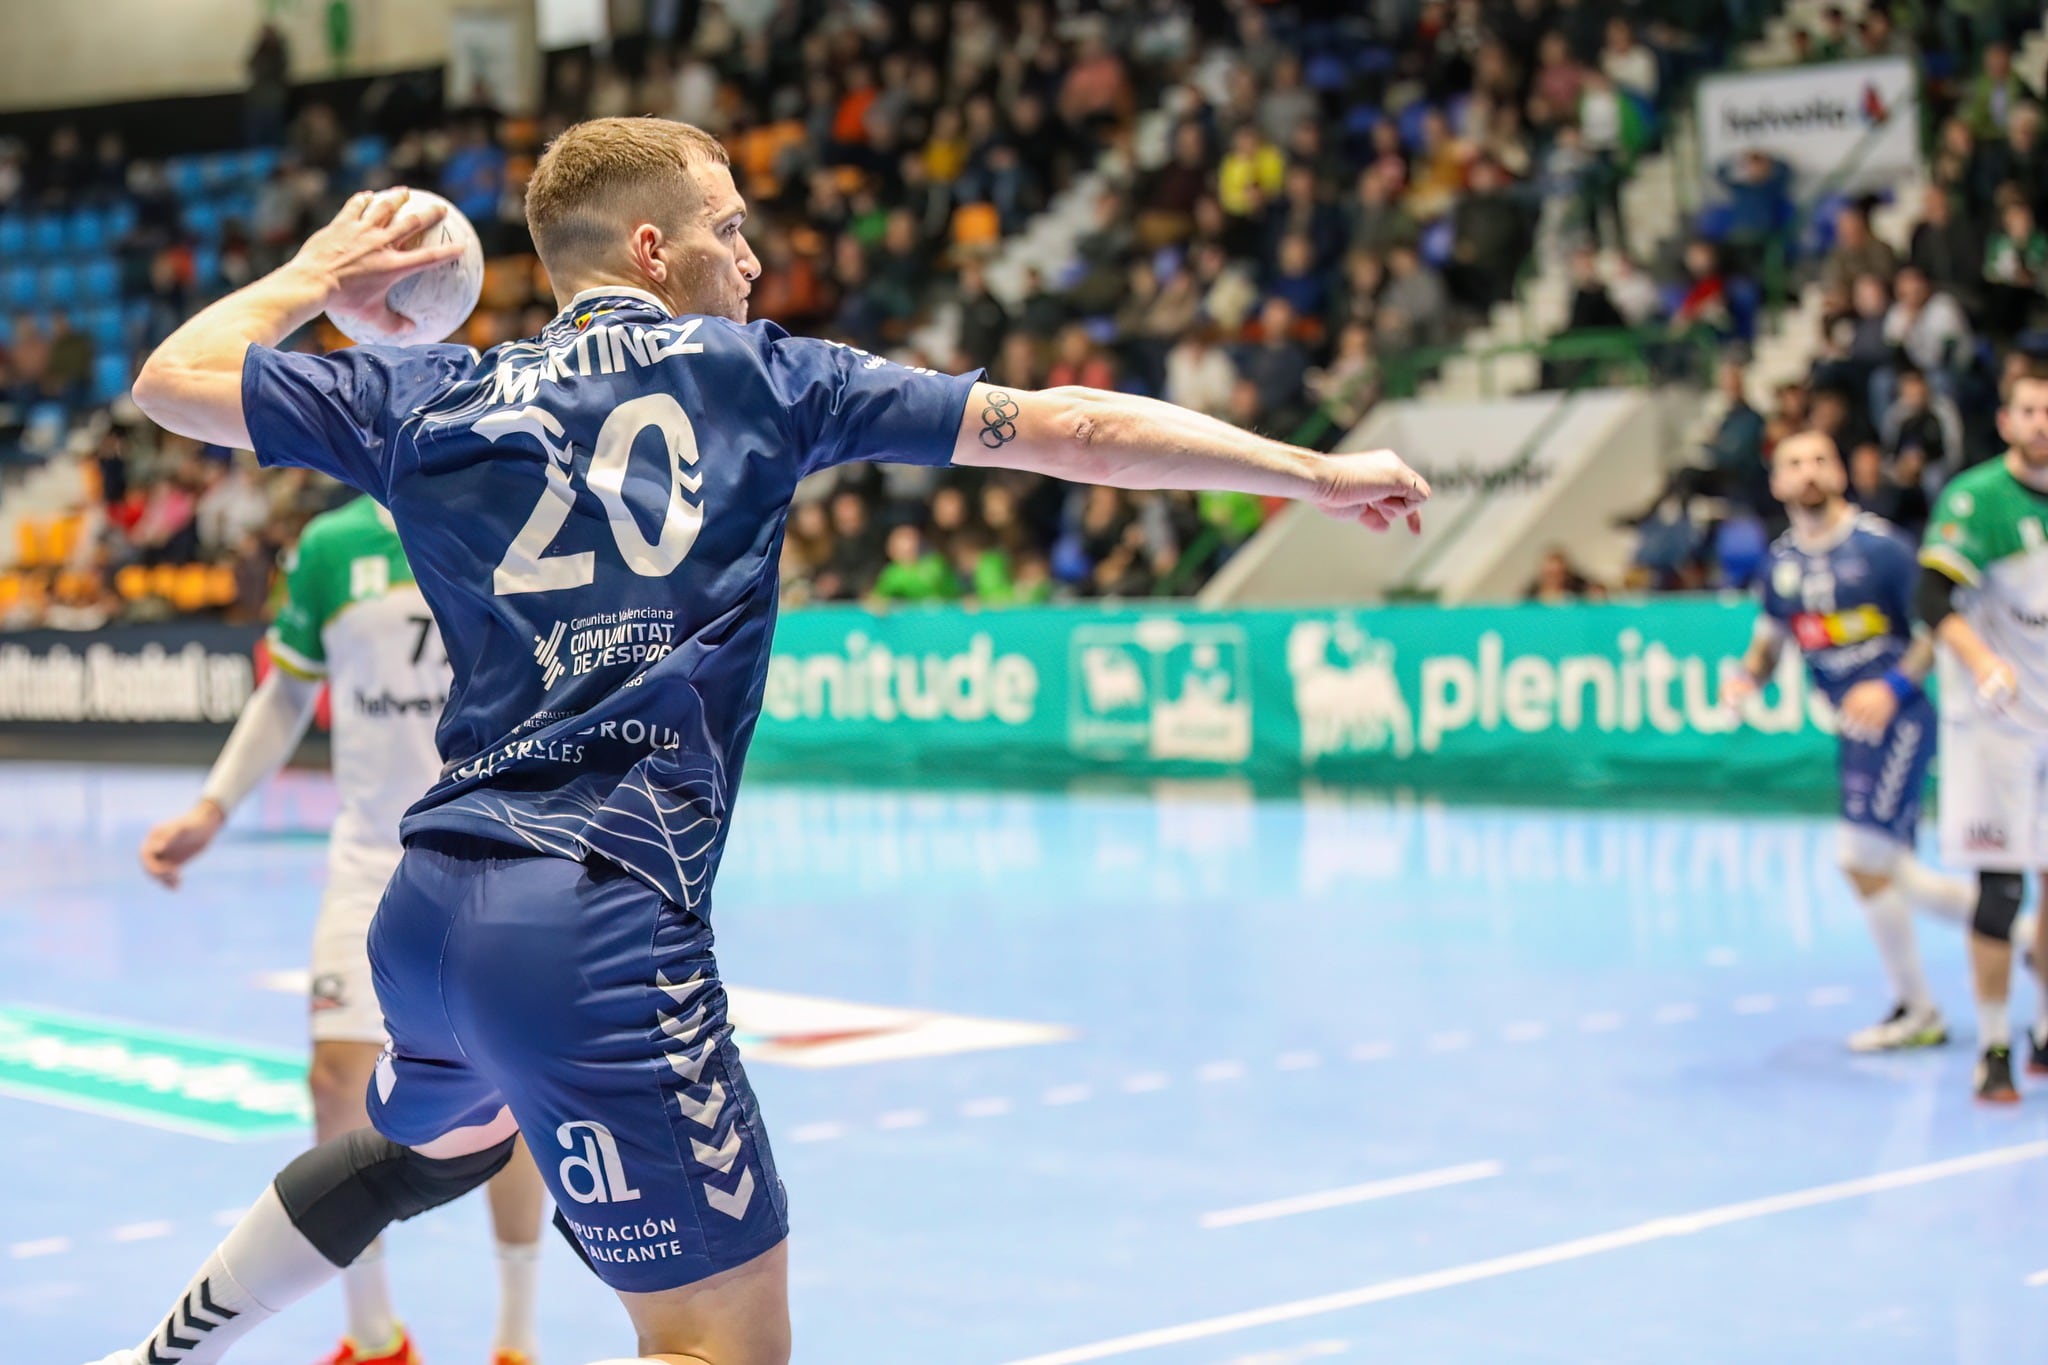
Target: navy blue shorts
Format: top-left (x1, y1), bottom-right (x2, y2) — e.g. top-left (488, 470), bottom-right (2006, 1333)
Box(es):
top-left (1840, 692), bottom-right (1937, 846)
top-left (365, 832), bottom-right (788, 1292)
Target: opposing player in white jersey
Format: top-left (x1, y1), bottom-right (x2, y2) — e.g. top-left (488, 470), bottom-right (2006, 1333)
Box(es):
top-left (140, 495), bottom-right (547, 1365)
top-left (1918, 357), bottom-right (2048, 1101)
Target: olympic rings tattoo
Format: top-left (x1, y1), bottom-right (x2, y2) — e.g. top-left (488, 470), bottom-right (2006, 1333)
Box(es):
top-left (979, 390), bottom-right (1020, 448)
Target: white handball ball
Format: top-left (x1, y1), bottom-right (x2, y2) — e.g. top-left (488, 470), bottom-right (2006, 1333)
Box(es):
top-left (326, 189), bottom-right (485, 347)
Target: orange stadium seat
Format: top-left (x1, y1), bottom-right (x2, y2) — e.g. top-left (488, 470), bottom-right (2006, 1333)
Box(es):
top-left (951, 202), bottom-right (1001, 251)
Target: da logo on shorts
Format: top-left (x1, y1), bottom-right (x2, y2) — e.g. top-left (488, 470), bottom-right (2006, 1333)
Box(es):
top-left (1966, 821), bottom-right (2010, 852)
top-left (557, 1119), bottom-right (643, 1204)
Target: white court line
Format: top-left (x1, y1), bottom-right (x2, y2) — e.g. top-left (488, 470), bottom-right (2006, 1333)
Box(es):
top-left (1653, 1003), bottom-right (1699, 1025)
top-left (1578, 1012), bottom-right (1623, 1033)
top-left (962, 1097), bottom-right (1013, 1119)
top-left (1199, 1061), bottom-right (1248, 1083)
top-left (1348, 1041), bottom-right (1396, 1062)
top-left (1809, 985), bottom-right (1854, 1008)
top-left (876, 1109), bottom-right (927, 1130)
top-left (1501, 1021), bottom-right (1547, 1043)
top-left (110, 1221), bottom-right (172, 1243)
top-left (1276, 1051), bottom-right (1322, 1071)
top-left (1425, 1032), bottom-right (1474, 1052)
top-left (2026, 1268), bottom-right (2048, 1287)
top-left (1006, 1141), bottom-right (2048, 1364)
top-left (1121, 1073), bottom-right (1170, 1094)
top-left (10, 1237), bottom-right (70, 1259)
top-left (1733, 995), bottom-right (1777, 1015)
top-left (1200, 1161), bottom-right (1504, 1230)
top-left (1043, 1085), bottom-right (1091, 1106)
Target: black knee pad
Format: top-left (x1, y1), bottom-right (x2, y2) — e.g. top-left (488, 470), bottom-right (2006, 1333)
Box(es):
top-left (1974, 871), bottom-right (2026, 941)
top-left (274, 1128), bottom-right (516, 1267)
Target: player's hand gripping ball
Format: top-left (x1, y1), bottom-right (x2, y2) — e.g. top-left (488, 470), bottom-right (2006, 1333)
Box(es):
top-left (325, 189), bottom-right (484, 347)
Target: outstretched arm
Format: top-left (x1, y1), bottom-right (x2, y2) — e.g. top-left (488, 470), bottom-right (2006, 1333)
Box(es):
top-left (139, 671), bottom-right (323, 888)
top-left (950, 383), bottom-right (1430, 533)
top-left (131, 188), bottom-right (462, 449)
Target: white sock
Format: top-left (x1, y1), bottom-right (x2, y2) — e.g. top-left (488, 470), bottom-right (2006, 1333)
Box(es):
top-left (343, 1237), bottom-right (398, 1350)
top-left (1896, 857), bottom-right (1975, 926)
top-left (494, 1239), bottom-right (542, 1356)
top-left (1980, 998), bottom-right (2013, 1049)
top-left (1858, 883), bottom-right (1932, 1012)
top-left (132, 1187), bottom-right (337, 1363)
top-left (2034, 995), bottom-right (2048, 1045)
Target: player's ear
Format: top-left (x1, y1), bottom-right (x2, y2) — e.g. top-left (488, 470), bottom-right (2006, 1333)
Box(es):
top-left (628, 223), bottom-right (668, 284)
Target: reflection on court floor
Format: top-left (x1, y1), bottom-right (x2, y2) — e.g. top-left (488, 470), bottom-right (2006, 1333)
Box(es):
top-left (3, 763), bottom-right (2045, 1364)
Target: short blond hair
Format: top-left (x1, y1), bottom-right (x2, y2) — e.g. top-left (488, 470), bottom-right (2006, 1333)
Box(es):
top-left (526, 117), bottom-right (731, 271)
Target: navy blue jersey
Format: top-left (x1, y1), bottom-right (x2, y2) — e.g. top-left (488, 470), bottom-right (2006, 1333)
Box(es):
top-left (1758, 511), bottom-right (1918, 706)
top-left (243, 287), bottom-right (978, 912)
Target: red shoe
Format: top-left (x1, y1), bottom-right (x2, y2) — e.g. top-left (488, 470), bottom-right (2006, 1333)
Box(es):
top-left (490, 1353), bottom-right (534, 1365)
top-left (315, 1327), bottom-right (420, 1365)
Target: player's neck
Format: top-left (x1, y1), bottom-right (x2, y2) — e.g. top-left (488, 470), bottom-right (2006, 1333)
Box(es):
top-left (555, 279), bottom-right (677, 317)
top-left (1788, 499), bottom-right (1853, 550)
top-left (2004, 448), bottom-right (2048, 494)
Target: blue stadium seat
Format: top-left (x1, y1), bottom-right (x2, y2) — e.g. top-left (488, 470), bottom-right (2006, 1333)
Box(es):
top-left (192, 246), bottom-right (221, 289)
top-left (1355, 45), bottom-right (1397, 76)
top-left (92, 352), bottom-right (129, 404)
top-left (82, 304), bottom-right (124, 351)
top-left (167, 156), bottom-right (207, 198)
top-left (1397, 103), bottom-right (1433, 153)
top-left (105, 201), bottom-right (136, 237)
top-left (345, 136), bottom-right (389, 172)
top-left (37, 263), bottom-right (78, 303)
top-left (200, 153), bottom-right (238, 188)
top-left (1305, 53), bottom-right (1351, 93)
top-left (80, 259), bottom-right (119, 301)
top-left (220, 192), bottom-right (256, 227)
top-left (242, 146), bottom-right (281, 180)
top-left (0, 216), bottom-right (25, 258)
top-left (184, 201), bottom-right (221, 242)
top-left (67, 208), bottom-right (107, 255)
top-left (29, 215), bottom-right (65, 257)
top-left (1344, 104), bottom-right (1383, 139)
top-left (0, 266), bottom-right (35, 309)
top-left (123, 298), bottom-right (150, 331)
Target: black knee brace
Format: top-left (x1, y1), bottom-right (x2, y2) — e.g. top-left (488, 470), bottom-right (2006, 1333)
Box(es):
top-left (1974, 871), bottom-right (2026, 942)
top-left (274, 1128), bottom-right (517, 1267)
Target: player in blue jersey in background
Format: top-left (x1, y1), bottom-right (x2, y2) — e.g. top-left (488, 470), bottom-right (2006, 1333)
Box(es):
top-left (91, 118), bottom-right (1429, 1365)
top-left (1724, 431), bottom-right (1976, 1052)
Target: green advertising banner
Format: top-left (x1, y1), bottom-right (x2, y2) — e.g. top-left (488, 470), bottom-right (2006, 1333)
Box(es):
top-left (750, 599), bottom-right (1838, 795)
top-left (0, 1006), bottom-right (312, 1141)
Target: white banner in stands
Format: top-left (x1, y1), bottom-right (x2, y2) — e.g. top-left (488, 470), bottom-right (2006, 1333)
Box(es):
top-left (1697, 57), bottom-right (1921, 197)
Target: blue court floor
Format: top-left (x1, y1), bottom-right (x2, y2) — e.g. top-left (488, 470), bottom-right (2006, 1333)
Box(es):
top-left (4, 761), bottom-right (2048, 1364)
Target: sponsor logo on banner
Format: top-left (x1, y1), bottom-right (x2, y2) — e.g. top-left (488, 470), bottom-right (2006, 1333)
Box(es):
top-left (761, 630), bottom-right (1038, 725)
top-left (1068, 619), bottom-right (1253, 763)
top-left (0, 639), bottom-right (255, 722)
top-left (1697, 58), bottom-right (1920, 198)
top-left (1288, 619), bottom-right (1414, 759)
top-left (0, 1006), bottom-right (311, 1140)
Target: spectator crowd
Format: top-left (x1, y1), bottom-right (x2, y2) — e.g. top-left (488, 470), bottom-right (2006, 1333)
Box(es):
top-left (1, 0), bottom-right (1749, 628)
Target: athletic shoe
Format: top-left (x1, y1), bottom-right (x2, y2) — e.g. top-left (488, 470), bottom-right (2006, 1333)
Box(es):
top-left (81, 1354), bottom-right (142, 1365)
top-left (490, 1352), bottom-right (534, 1365)
top-left (2029, 1026), bottom-right (2048, 1077)
top-left (1847, 1002), bottom-right (1948, 1052)
top-left (317, 1329), bottom-right (419, 1365)
top-left (1976, 1045), bottom-right (2020, 1103)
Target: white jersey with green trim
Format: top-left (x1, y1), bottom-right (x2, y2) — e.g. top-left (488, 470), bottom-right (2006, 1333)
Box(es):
top-left (268, 496), bottom-right (447, 854)
top-left (1921, 457), bottom-right (2048, 735)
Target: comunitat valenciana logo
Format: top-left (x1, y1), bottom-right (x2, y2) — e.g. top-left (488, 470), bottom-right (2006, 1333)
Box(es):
top-left (1286, 622), bottom-right (1828, 758)
top-left (762, 631), bottom-right (1038, 724)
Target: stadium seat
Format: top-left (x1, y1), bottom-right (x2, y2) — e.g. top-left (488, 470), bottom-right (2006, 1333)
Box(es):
top-left (167, 156), bottom-right (206, 198)
top-left (1354, 45), bottom-right (1397, 76)
top-left (66, 208), bottom-right (107, 255)
top-left (345, 136), bottom-right (389, 172)
top-left (241, 146), bottom-right (281, 180)
top-left (79, 259), bottom-right (119, 302)
top-left (82, 305), bottom-right (123, 351)
top-left (38, 263), bottom-right (78, 302)
top-left (200, 152), bottom-right (238, 188)
top-left (1305, 53), bottom-right (1351, 93)
top-left (0, 216), bottom-right (24, 258)
top-left (952, 202), bottom-right (1002, 251)
top-left (0, 266), bottom-right (34, 309)
top-left (192, 246), bottom-right (221, 289)
top-left (29, 215), bottom-right (65, 257)
top-left (1397, 103), bottom-right (1433, 153)
top-left (92, 352), bottom-right (129, 404)
top-left (106, 201), bottom-right (136, 237)
top-left (184, 201), bottom-right (221, 242)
